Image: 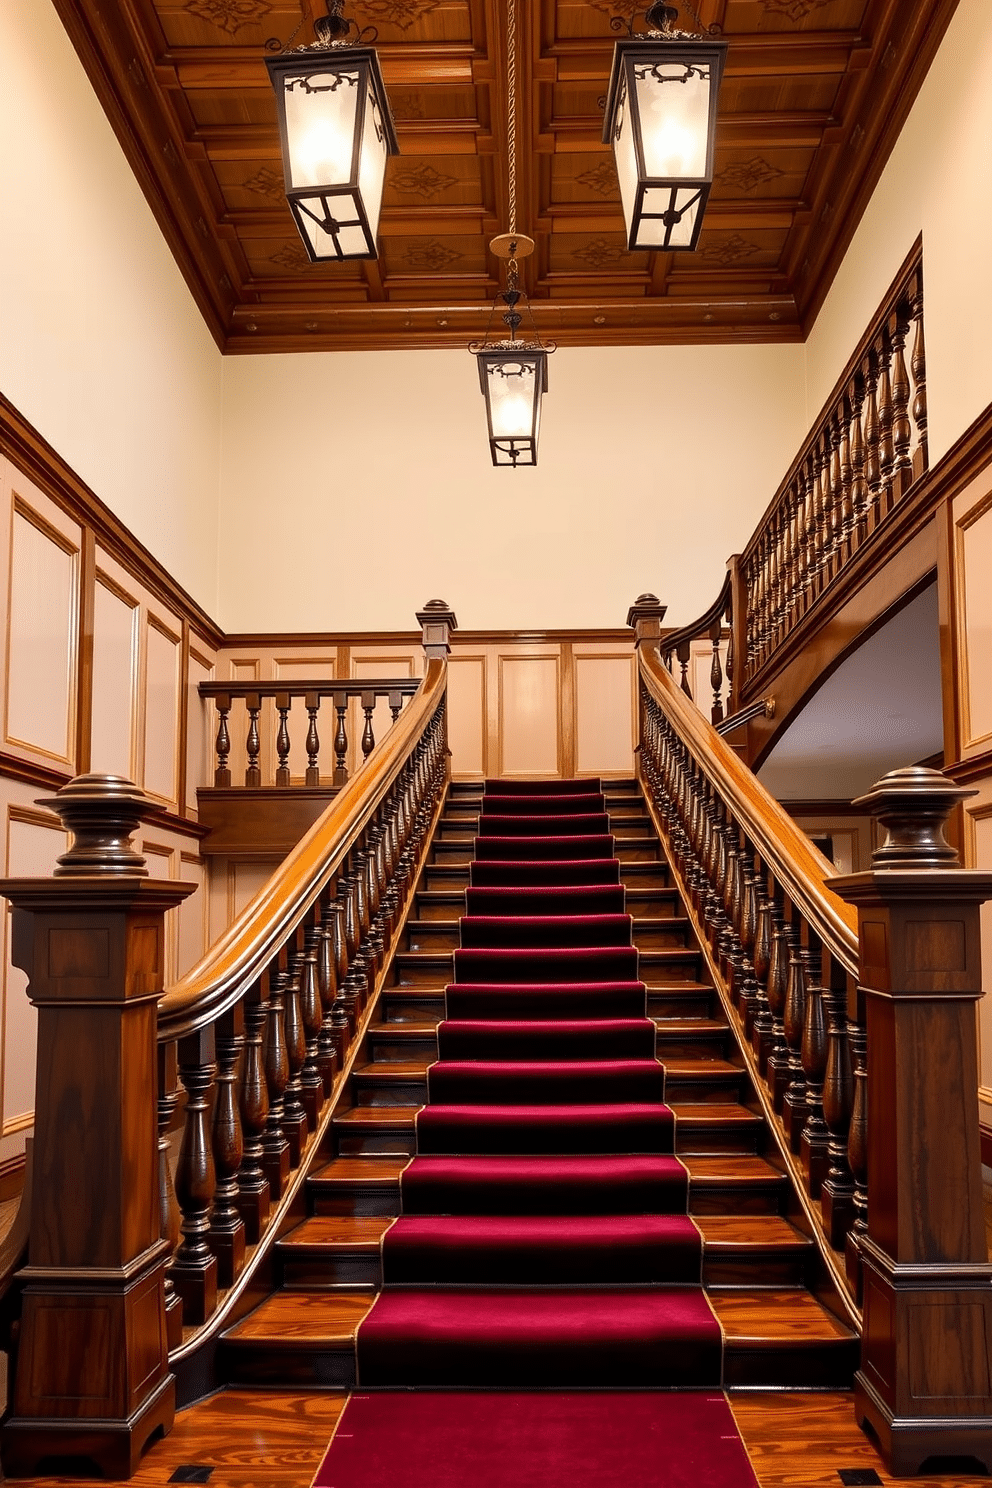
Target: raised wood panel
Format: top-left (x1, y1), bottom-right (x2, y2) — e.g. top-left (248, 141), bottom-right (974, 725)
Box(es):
top-left (186, 645), bottom-right (216, 813)
top-left (142, 614), bottom-right (182, 807)
top-left (969, 807), bottom-right (992, 1128)
top-left (178, 851), bottom-right (208, 977)
top-left (447, 654), bottom-right (486, 778)
top-left (498, 654), bottom-right (560, 778)
top-left (573, 652), bottom-right (634, 777)
top-left (90, 567), bottom-right (139, 779)
top-left (142, 838), bottom-right (179, 984)
top-left (351, 653), bottom-right (421, 779)
top-left (4, 496), bottom-right (80, 771)
top-left (2, 798), bottom-right (68, 1149)
top-left (955, 490), bottom-right (992, 751)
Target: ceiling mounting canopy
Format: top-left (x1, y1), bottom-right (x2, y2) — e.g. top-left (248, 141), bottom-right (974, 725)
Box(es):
top-left (51, 0), bottom-right (959, 354)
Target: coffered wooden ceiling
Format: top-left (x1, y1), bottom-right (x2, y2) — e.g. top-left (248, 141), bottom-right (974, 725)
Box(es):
top-left (54, 0), bottom-right (957, 352)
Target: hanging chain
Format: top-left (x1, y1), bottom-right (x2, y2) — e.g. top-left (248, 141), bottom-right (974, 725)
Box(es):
top-left (506, 0), bottom-right (517, 235)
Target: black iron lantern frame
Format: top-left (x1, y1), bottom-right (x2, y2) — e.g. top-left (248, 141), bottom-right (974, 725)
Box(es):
top-left (602, 3), bottom-right (727, 254)
top-left (472, 235), bottom-right (554, 468)
top-left (265, 2), bottom-right (399, 263)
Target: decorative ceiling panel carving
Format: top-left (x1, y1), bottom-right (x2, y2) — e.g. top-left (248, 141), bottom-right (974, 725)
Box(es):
top-left (52, 0), bottom-right (958, 352)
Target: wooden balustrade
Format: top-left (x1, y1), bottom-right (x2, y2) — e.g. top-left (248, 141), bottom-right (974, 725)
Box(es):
top-left (739, 241), bottom-right (926, 689)
top-left (631, 602), bottom-right (992, 1476)
top-left (0, 601), bottom-right (456, 1478)
top-left (200, 678), bottom-right (420, 790)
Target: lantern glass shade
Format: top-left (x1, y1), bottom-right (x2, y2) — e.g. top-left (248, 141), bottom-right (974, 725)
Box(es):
top-left (477, 349), bottom-right (548, 467)
top-left (604, 37), bottom-right (727, 253)
top-left (266, 47), bottom-right (398, 261)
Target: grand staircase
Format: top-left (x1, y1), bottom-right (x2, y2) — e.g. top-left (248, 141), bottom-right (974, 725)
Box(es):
top-left (218, 776), bottom-right (858, 1389)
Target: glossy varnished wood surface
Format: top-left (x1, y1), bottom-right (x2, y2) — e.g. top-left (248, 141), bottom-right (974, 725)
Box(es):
top-left (15, 1387), bottom-right (988, 1488)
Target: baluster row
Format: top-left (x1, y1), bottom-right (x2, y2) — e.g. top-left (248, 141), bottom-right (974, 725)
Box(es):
top-left (743, 264), bottom-right (926, 682)
top-left (638, 685), bottom-right (867, 1297)
top-left (210, 684), bottom-right (415, 789)
top-left (159, 696), bottom-right (448, 1331)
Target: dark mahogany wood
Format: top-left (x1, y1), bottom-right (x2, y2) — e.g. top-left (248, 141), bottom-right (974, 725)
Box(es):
top-left (0, 775), bottom-right (196, 1479)
top-left (833, 767), bottom-right (992, 1476)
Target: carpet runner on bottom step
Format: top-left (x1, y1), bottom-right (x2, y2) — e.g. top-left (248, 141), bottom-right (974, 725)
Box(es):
top-left (355, 777), bottom-right (723, 1388)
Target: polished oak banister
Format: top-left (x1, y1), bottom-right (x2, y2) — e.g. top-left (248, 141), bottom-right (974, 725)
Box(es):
top-left (650, 574), bottom-right (735, 725)
top-left (160, 658), bottom-right (445, 1044)
top-left (638, 640), bottom-right (858, 971)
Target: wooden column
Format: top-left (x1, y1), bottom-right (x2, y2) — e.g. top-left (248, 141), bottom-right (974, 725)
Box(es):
top-left (832, 767), bottom-right (992, 1477)
top-left (626, 592), bottom-right (668, 651)
top-left (0, 774), bottom-right (196, 1480)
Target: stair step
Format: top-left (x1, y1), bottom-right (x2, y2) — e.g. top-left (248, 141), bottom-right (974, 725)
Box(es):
top-left (415, 889), bottom-right (467, 920)
top-left (382, 987), bottom-right (447, 1021)
top-left (671, 1103), bottom-right (764, 1155)
top-left (661, 1059), bottom-right (746, 1103)
top-left (625, 887), bottom-right (682, 918)
top-left (646, 984), bottom-right (715, 1017)
top-left (392, 951), bottom-right (455, 985)
top-left (638, 948), bottom-right (702, 983)
top-left (309, 1156), bottom-right (409, 1215)
top-left (683, 1155), bottom-right (789, 1214)
top-left (696, 1215), bottom-right (814, 1285)
top-left (333, 1105), bottom-right (421, 1155)
top-left (278, 1215), bottom-right (393, 1287)
top-left (653, 1018), bottom-right (729, 1057)
top-left (631, 918), bottom-right (691, 949)
top-left (219, 1291), bottom-right (371, 1386)
top-left (369, 1022), bottom-right (440, 1060)
top-left (711, 1289), bottom-right (858, 1387)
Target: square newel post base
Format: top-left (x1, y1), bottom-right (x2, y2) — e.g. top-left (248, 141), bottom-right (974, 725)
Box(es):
top-left (169, 1254), bottom-right (218, 1328)
top-left (2, 1372), bottom-right (175, 1481)
top-left (855, 1376), bottom-right (992, 1478)
top-left (209, 1223), bottom-right (246, 1290)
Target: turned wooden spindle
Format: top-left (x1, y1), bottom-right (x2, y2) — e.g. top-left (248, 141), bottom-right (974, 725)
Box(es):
top-left (845, 1021), bottom-right (868, 1298)
top-left (333, 692), bottom-right (349, 787)
top-left (832, 766), bottom-right (992, 1474)
top-left (389, 688), bottom-right (403, 724)
top-left (863, 347), bottom-right (881, 527)
top-left (236, 987), bottom-right (271, 1242)
top-left (157, 1041), bottom-right (184, 1350)
top-left (208, 1007), bottom-right (246, 1289)
top-left (305, 692), bottom-right (321, 786)
top-left (281, 951), bottom-right (309, 1162)
top-left (214, 693), bottom-right (232, 787)
top-left (877, 324), bottom-right (894, 511)
top-left (782, 942), bottom-right (809, 1151)
top-left (819, 982), bottom-right (855, 1248)
top-left (890, 300), bottom-right (913, 485)
top-left (800, 970), bottom-right (830, 1199)
top-left (260, 969), bottom-right (291, 1198)
top-left (849, 370), bottom-right (868, 546)
top-left (171, 1027), bottom-right (218, 1326)
top-left (750, 875), bottom-right (774, 1068)
top-left (910, 274), bottom-right (928, 473)
top-left (245, 694), bottom-right (261, 787)
top-left (300, 926), bottom-right (325, 1126)
top-left (708, 618), bottom-right (723, 724)
top-left (275, 693), bottom-right (292, 786)
top-left (765, 910), bottom-right (793, 1111)
top-left (317, 898), bottom-right (342, 1091)
top-left (361, 690), bottom-right (377, 758)
top-left (676, 640), bottom-right (693, 700)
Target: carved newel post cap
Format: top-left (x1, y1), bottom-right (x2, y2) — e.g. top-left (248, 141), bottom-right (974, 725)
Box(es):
top-left (36, 773), bottom-right (153, 877)
top-left (853, 765), bottom-right (977, 871)
top-left (416, 598), bottom-right (458, 630)
top-left (417, 599), bottom-right (458, 658)
top-left (626, 593), bottom-right (668, 644)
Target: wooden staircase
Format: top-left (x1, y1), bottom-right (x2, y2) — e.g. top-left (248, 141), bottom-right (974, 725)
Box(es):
top-left (218, 778), bottom-right (858, 1390)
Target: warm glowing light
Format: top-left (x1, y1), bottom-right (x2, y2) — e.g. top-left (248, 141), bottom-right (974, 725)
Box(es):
top-left (645, 109), bottom-right (696, 177)
top-left (494, 392), bottom-right (531, 438)
top-left (296, 119), bottom-right (353, 185)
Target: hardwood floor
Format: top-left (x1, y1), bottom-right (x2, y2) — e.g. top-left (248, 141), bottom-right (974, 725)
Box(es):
top-left (7, 1388), bottom-right (990, 1487)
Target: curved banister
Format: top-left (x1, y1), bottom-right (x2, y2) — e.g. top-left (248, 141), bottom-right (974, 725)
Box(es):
top-left (639, 642), bottom-right (858, 973)
top-left (660, 570), bottom-right (732, 664)
top-left (159, 656), bottom-right (446, 1043)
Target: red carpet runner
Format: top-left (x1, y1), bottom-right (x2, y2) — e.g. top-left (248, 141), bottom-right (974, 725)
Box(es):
top-left (313, 1392), bottom-right (759, 1488)
top-left (357, 778), bottom-right (723, 1387)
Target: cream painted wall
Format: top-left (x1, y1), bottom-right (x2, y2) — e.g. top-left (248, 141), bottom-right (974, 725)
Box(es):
top-left (217, 341), bottom-right (806, 632)
top-left (804, 0), bottom-right (992, 467)
top-left (0, 0), bottom-right (222, 615)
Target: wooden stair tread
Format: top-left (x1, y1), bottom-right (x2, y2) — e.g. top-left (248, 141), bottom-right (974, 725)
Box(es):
top-left (683, 1155), bottom-right (785, 1183)
top-left (223, 1291), bottom-right (374, 1343)
top-left (371, 1020), bottom-right (440, 1037)
top-left (280, 1216), bottom-right (393, 1252)
top-left (696, 1215), bottom-right (812, 1250)
top-left (663, 1058), bottom-right (740, 1077)
top-left (311, 1156), bottom-right (409, 1185)
top-left (710, 1290), bottom-right (856, 1344)
top-left (334, 1106), bottom-right (421, 1127)
top-left (671, 1103), bottom-right (762, 1125)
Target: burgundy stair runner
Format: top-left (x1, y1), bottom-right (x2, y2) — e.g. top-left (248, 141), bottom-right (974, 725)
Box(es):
top-left (357, 779), bottom-right (722, 1387)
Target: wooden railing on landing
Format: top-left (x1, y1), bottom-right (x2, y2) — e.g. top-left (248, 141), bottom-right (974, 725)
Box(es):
top-left (739, 239), bottom-right (926, 691)
top-left (629, 598), bottom-right (992, 1475)
top-left (0, 600), bottom-right (457, 1480)
top-left (201, 678), bottom-right (421, 789)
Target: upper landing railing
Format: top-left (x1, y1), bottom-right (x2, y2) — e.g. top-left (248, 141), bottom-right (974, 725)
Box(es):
top-left (664, 239), bottom-right (928, 722)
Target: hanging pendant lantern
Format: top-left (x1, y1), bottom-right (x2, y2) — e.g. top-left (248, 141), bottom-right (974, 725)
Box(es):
top-left (265, 1), bottom-right (398, 262)
top-left (473, 235), bottom-right (553, 468)
top-left (603, 3), bottom-right (727, 253)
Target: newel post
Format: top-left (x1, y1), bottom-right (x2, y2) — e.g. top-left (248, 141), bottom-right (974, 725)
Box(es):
top-left (0, 775), bottom-right (196, 1480)
top-left (832, 767), bottom-right (992, 1477)
top-left (416, 597), bottom-right (458, 660)
top-left (626, 595), bottom-right (667, 784)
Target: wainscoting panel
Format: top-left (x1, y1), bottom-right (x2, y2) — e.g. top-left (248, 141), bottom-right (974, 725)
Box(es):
top-left (187, 642), bottom-right (216, 815)
top-left (498, 654), bottom-right (561, 778)
top-left (574, 650), bottom-right (635, 777)
top-left (954, 488), bottom-right (992, 752)
top-left (90, 559), bottom-right (140, 780)
top-left (142, 611), bottom-right (182, 809)
top-left (447, 654), bottom-right (487, 778)
top-left (1, 478), bottom-right (81, 773)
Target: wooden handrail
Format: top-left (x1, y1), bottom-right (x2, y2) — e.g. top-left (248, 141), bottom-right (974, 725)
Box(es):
top-left (639, 642), bottom-right (858, 972)
top-left (198, 678), bottom-right (419, 700)
top-left (658, 573), bottom-right (734, 725)
top-left (161, 658), bottom-right (445, 1043)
